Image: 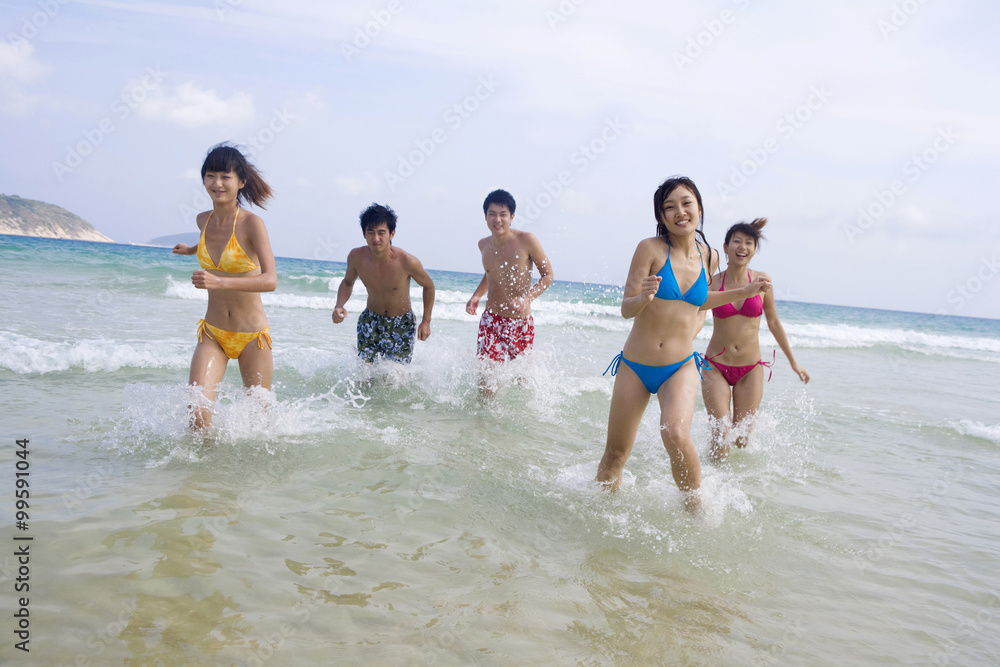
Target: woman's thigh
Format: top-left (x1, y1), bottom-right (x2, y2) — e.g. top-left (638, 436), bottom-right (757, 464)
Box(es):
top-left (656, 361), bottom-right (699, 445)
top-left (238, 337), bottom-right (273, 389)
top-left (189, 337), bottom-right (229, 398)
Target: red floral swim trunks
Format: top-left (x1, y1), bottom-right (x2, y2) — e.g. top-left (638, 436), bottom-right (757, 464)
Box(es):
top-left (477, 311), bottom-right (534, 362)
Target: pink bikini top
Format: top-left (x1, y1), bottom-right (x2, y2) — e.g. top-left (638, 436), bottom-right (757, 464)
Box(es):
top-left (712, 270), bottom-right (764, 319)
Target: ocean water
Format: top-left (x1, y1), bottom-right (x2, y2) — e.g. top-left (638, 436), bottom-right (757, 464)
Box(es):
top-left (1, 234), bottom-right (998, 666)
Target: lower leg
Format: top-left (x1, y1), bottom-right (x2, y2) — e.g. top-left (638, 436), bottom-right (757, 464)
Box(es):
top-left (188, 341), bottom-right (228, 429)
top-left (701, 368), bottom-right (733, 461)
top-left (597, 368), bottom-right (649, 491)
top-left (732, 367), bottom-right (764, 449)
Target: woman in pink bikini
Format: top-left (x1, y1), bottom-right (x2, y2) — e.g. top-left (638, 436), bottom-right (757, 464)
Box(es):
top-left (172, 144), bottom-right (277, 428)
top-left (701, 218), bottom-right (809, 460)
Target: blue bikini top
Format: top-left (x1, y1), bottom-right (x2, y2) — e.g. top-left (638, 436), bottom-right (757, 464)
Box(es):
top-left (654, 242), bottom-right (708, 306)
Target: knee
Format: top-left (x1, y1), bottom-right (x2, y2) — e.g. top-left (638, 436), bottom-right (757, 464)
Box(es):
top-left (659, 421), bottom-right (688, 447)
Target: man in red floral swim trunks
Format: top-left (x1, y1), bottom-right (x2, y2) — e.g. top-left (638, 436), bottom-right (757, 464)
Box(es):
top-left (465, 189), bottom-right (554, 391)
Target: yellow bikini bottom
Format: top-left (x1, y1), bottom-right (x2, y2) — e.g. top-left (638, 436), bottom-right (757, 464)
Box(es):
top-left (196, 320), bottom-right (273, 360)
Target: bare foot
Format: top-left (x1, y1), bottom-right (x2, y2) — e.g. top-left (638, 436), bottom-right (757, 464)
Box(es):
top-left (683, 489), bottom-right (702, 514)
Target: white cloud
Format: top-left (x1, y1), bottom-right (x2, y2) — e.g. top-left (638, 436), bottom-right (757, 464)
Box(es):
top-left (137, 81), bottom-right (254, 128)
top-left (0, 41), bottom-right (48, 115)
top-left (0, 41), bottom-right (48, 82)
top-left (425, 185), bottom-right (452, 202)
top-left (559, 188), bottom-right (596, 217)
top-left (334, 172), bottom-right (380, 196)
top-left (894, 205), bottom-right (931, 231)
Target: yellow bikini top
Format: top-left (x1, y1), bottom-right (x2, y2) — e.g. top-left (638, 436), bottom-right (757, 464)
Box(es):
top-left (197, 208), bottom-right (258, 273)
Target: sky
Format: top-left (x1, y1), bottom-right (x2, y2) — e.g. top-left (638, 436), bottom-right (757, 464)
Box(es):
top-left (1, 0), bottom-right (998, 319)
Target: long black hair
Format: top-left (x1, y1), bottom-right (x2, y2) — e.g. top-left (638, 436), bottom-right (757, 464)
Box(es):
top-left (652, 175), bottom-right (714, 283)
top-left (200, 143), bottom-right (273, 209)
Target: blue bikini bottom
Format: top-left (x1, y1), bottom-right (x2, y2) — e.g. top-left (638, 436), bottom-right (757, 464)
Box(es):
top-left (604, 351), bottom-right (710, 394)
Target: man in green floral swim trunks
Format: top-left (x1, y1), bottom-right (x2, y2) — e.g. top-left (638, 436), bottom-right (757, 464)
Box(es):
top-left (354, 309), bottom-right (418, 362)
top-left (332, 204), bottom-right (435, 363)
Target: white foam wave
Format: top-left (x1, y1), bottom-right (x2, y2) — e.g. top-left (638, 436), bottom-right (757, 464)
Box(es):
top-left (284, 273), bottom-right (342, 290)
top-left (165, 275), bottom-right (207, 301)
top-left (951, 420), bottom-right (1000, 444)
top-left (264, 293), bottom-right (339, 310)
top-left (104, 381), bottom-right (372, 465)
top-left (0, 332), bottom-right (190, 374)
top-left (770, 322), bottom-right (1000, 356)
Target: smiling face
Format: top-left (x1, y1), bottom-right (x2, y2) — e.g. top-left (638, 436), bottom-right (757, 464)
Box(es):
top-left (364, 222), bottom-right (394, 253)
top-left (724, 230), bottom-right (757, 266)
top-left (658, 185), bottom-right (702, 237)
top-left (203, 170), bottom-right (245, 206)
top-left (485, 203), bottom-right (513, 236)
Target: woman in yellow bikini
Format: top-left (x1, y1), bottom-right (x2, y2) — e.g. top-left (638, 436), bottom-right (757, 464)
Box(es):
top-left (172, 144), bottom-right (276, 428)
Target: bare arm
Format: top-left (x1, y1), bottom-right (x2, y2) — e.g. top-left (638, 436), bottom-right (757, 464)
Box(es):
top-left (621, 241), bottom-right (660, 319)
top-left (172, 243), bottom-right (197, 255)
top-left (700, 275), bottom-right (771, 311)
top-left (762, 283), bottom-right (809, 383)
top-left (522, 237), bottom-right (554, 305)
top-left (332, 250), bottom-right (360, 324)
top-left (173, 213), bottom-right (206, 255)
top-left (405, 253), bottom-right (435, 340)
top-left (190, 215), bottom-right (277, 292)
top-left (465, 273), bottom-right (488, 315)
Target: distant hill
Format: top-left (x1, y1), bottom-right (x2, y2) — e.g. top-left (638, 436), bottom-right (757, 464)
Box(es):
top-left (147, 232), bottom-right (199, 248)
top-left (0, 194), bottom-right (114, 243)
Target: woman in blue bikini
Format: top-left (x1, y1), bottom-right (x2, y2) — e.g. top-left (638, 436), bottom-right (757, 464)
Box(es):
top-left (701, 218), bottom-right (809, 460)
top-left (595, 176), bottom-right (770, 508)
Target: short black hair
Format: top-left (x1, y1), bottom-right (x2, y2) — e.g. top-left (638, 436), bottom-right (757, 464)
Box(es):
top-left (359, 203), bottom-right (397, 234)
top-left (483, 189), bottom-right (516, 216)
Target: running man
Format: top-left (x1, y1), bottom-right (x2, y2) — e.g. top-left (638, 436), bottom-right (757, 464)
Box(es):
top-left (332, 204), bottom-right (435, 363)
top-left (465, 189), bottom-right (554, 366)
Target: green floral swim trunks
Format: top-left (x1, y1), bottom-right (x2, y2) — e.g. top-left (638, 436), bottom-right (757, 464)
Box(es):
top-left (356, 309), bottom-right (416, 363)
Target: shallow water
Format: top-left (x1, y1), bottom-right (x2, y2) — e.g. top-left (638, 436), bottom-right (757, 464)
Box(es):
top-left (2, 235), bottom-right (999, 665)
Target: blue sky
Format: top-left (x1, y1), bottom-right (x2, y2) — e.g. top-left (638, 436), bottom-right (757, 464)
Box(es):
top-left (1, 0), bottom-right (998, 318)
